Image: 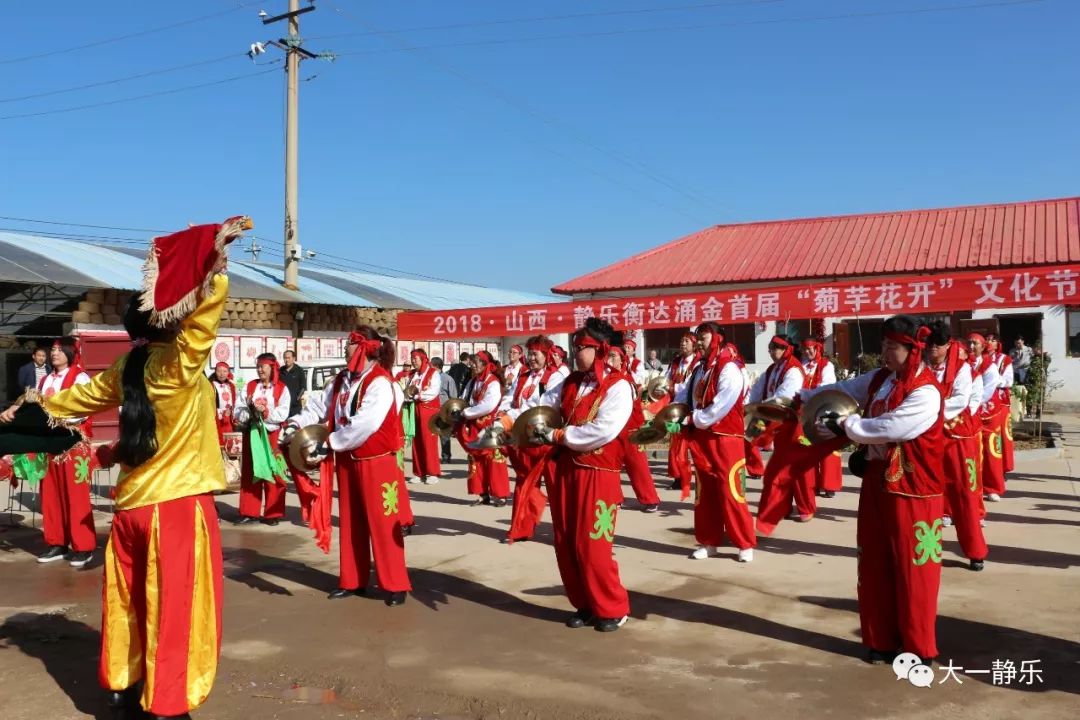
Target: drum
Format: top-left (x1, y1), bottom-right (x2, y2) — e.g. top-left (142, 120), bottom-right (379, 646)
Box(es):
top-left (222, 432), bottom-right (243, 459)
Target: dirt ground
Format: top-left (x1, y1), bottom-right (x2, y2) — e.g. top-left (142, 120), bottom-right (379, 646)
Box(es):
top-left (1, 422), bottom-right (1077, 720)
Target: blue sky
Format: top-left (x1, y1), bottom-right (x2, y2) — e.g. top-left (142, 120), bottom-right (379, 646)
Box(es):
top-left (2, 0), bottom-right (1077, 294)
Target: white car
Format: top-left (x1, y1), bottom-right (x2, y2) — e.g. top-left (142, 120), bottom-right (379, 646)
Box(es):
top-left (299, 358), bottom-right (347, 407)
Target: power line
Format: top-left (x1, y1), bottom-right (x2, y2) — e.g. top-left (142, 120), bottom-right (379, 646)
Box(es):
top-left (0, 52), bottom-right (256, 104)
top-left (0, 67), bottom-right (280, 121)
top-left (335, 0), bottom-right (1047, 57)
top-left (0, 215), bottom-right (173, 233)
top-left (307, 0), bottom-right (791, 41)
top-left (0, 1), bottom-right (264, 65)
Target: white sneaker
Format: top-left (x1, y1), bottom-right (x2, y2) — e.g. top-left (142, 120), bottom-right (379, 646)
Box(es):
top-left (986, 493), bottom-right (1001, 502)
top-left (407, 476), bottom-right (423, 485)
top-left (690, 545), bottom-right (715, 560)
top-left (738, 548), bottom-right (754, 563)
top-left (942, 516), bottom-right (953, 528)
top-left (423, 476), bottom-right (440, 485)
top-left (980, 518), bottom-right (987, 527)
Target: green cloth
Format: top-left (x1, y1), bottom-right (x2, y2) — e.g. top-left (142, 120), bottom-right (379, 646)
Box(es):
top-left (249, 422), bottom-right (287, 484)
top-left (664, 421), bottom-right (683, 435)
top-left (401, 402), bottom-right (416, 442)
top-left (12, 453), bottom-right (48, 487)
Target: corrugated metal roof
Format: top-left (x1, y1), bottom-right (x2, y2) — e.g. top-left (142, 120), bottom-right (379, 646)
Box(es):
top-left (552, 197), bottom-right (1080, 295)
top-left (0, 232), bottom-right (558, 310)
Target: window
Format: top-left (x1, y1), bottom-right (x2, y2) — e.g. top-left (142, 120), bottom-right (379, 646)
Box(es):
top-left (775, 320), bottom-right (812, 346)
top-left (1068, 308), bottom-right (1080, 357)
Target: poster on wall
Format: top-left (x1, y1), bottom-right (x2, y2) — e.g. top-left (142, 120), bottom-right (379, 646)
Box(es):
top-left (486, 343), bottom-right (500, 359)
top-left (265, 336), bottom-right (289, 361)
top-left (239, 337), bottom-right (264, 368)
top-left (395, 341), bottom-right (414, 367)
top-left (318, 338), bottom-right (337, 359)
top-left (211, 337), bottom-right (235, 370)
top-left (296, 338), bottom-right (317, 363)
top-left (412, 341), bottom-right (429, 358)
top-left (443, 341), bottom-right (459, 363)
top-left (458, 342), bottom-right (473, 358)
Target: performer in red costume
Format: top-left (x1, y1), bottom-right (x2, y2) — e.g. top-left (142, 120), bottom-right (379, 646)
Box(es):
top-left (967, 333), bottom-right (1004, 502)
top-left (498, 335), bottom-right (566, 540)
top-left (551, 346), bottom-right (572, 382)
top-left (674, 323), bottom-right (756, 562)
top-left (926, 322), bottom-right (988, 571)
top-left (456, 351), bottom-right (510, 506)
top-left (34, 337), bottom-right (96, 568)
top-left (622, 338), bottom-right (646, 391)
top-left (752, 335), bottom-right (815, 535)
top-left (233, 353), bottom-right (290, 525)
top-left (802, 338), bottom-right (842, 499)
top-left (986, 333), bottom-right (1015, 473)
top-left (533, 318), bottom-right (634, 632)
top-left (2, 217), bottom-right (252, 719)
top-left (805, 315), bottom-right (944, 664)
top-left (503, 344), bottom-right (527, 391)
top-left (208, 362), bottom-right (234, 446)
top-left (607, 347), bottom-right (661, 512)
top-left (404, 349), bottom-right (442, 485)
top-left (665, 331), bottom-right (700, 494)
top-left (282, 327), bottom-right (411, 605)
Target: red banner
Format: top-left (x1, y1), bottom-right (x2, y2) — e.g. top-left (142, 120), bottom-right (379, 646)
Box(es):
top-left (397, 265), bottom-right (1080, 340)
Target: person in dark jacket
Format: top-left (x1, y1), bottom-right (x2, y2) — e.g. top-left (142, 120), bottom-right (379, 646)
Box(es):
top-left (16, 347), bottom-right (49, 397)
top-left (431, 357), bottom-right (456, 462)
top-left (279, 349), bottom-right (306, 417)
top-left (447, 352), bottom-right (472, 399)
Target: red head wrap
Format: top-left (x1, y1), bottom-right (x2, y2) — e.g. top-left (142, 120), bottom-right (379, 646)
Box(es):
top-left (769, 335), bottom-right (794, 359)
top-left (213, 361), bottom-right (234, 382)
top-left (966, 333), bottom-right (987, 348)
top-left (884, 325), bottom-right (932, 407)
top-left (623, 339), bottom-right (637, 352)
top-left (256, 355), bottom-right (279, 384)
top-left (474, 350), bottom-right (499, 380)
top-left (349, 331), bottom-right (385, 374)
top-left (410, 348), bottom-right (430, 372)
top-left (573, 332), bottom-right (611, 382)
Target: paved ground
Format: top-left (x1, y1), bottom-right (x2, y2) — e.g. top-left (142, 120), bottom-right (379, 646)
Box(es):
top-left (0, 418), bottom-right (1077, 720)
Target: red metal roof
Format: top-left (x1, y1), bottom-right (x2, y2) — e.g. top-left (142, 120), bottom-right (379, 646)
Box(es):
top-left (552, 196), bottom-right (1080, 295)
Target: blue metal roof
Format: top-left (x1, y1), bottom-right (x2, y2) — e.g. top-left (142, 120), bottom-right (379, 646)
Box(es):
top-left (0, 232), bottom-right (559, 310)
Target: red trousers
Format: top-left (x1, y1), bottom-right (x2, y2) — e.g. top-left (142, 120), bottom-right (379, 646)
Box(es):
top-left (100, 494), bottom-right (223, 716)
top-left (857, 462), bottom-right (943, 658)
top-left (755, 421), bottom-right (817, 535)
top-left (411, 404), bottom-right (442, 478)
top-left (981, 414), bottom-right (1006, 496)
top-left (509, 446), bottom-right (550, 539)
top-left (238, 428), bottom-right (287, 519)
top-left (466, 449), bottom-right (510, 499)
top-left (215, 416), bottom-right (232, 447)
top-left (1001, 407), bottom-right (1015, 473)
top-left (548, 456), bottom-right (629, 619)
top-left (335, 452), bottom-right (411, 592)
top-left (816, 451), bottom-right (844, 493)
top-left (667, 432), bottom-right (693, 489)
top-left (942, 434), bottom-right (988, 562)
top-left (744, 441), bottom-right (766, 477)
top-left (687, 432), bottom-right (756, 550)
top-left (620, 436), bottom-right (661, 506)
top-left (42, 450), bottom-right (97, 552)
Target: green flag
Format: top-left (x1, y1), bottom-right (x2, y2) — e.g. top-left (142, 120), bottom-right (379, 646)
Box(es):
top-left (249, 422), bottom-right (287, 484)
top-left (401, 402), bottom-right (416, 442)
top-left (12, 454), bottom-right (48, 487)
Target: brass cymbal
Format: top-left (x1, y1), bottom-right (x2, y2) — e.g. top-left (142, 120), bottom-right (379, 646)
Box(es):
top-left (287, 424), bottom-right (330, 473)
top-left (801, 389), bottom-right (859, 442)
top-left (653, 402), bottom-right (690, 426)
top-left (643, 375), bottom-right (671, 402)
top-left (427, 413), bottom-right (455, 439)
top-left (745, 397), bottom-right (797, 423)
top-left (510, 406), bottom-right (564, 447)
top-left (467, 424), bottom-right (508, 450)
top-left (629, 423), bottom-right (668, 446)
top-left (403, 384), bottom-right (420, 400)
top-left (435, 398), bottom-right (467, 425)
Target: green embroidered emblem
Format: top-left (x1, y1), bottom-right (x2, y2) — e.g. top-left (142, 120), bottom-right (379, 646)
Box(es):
top-left (798, 435), bottom-right (812, 446)
top-left (396, 449), bottom-right (405, 472)
top-left (965, 458), bottom-right (978, 492)
top-left (382, 481), bottom-right (399, 517)
top-left (912, 519), bottom-right (943, 566)
top-left (273, 453), bottom-right (288, 479)
top-left (664, 421), bottom-right (682, 435)
top-left (74, 456), bottom-right (91, 484)
top-left (589, 500), bottom-right (617, 543)
top-left (993, 433), bottom-right (1002, 455)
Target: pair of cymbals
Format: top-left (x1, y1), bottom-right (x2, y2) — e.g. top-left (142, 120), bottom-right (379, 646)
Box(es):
top-left (642, 376), bottom-right (671, 402)
top-left (509, 406), bottom-right (564, 448)
top-left (287, 424), bottom-right (330, 472)
top-left (744, 397), bottom-right (797, 423)
top-left (800, 389), bottom-right (859, 444)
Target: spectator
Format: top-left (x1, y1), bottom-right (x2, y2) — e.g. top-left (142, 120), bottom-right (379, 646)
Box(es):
top-left (279, 349), bottom-right (306, 417)
top-left (17, 347), bottom-right (49, 396)
top-left (1010, 336), bottom-right (1032, 385)
top-left (447, 351), bottom-right (472, 399)
top-left (644, 348), bottom-right (664, 372)
top-left (431, 357), bottom-right (456, 462)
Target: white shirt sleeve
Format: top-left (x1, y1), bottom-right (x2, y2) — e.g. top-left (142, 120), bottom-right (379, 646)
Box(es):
top-left (968, 373), bottom-right (984, 415)
top-left (329, 375), bottom-right (393, 452)
top-left (692, 363), bottom-right (744, 429)
top-left (631, 365), bottom-right (647, 386)
top-left (561, 379), bottom-right (633, 452)
top-left (801, 370), bottom-right (875, 406)
top-left (673, 365), bottom-right (699, 404)
top-left (747, 372), bottom-right (766, 404)
top-left (820, 362), bottom-right (837, 386)
top-left (943, 364), bottom-right (973, 421)
top-left (289, 379), bottom-right (335, 427)
top-left (772, 367), bottom-right (805, 402)
top-left (419, 371), bottom-right (441, 402)
top-left (65, 372), bottom-right (92, 424)
top-left (265, 387), bottom-right (291, 430)
top-left (544, 369), bottom-right (565, 397)
top-left (233, 387), bottom-right (250, 424)
top-left (463, 381), bottom-right (501, 419)
top-left (980, 365), bottom-right (1000, 406)
top-left (1000, 363), bottom-right (1014, 389)
top-left (843, 384), bottom-right (940, 445)
top-left (499, 375), bottom-right (520, 414)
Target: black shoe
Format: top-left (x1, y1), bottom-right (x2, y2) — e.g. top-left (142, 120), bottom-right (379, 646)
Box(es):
top-left (401, 524), bottom-right (414, 537)
top-left (385, 591), bottom-right (406, 606)
top-left (919, 656), bottom-right (937, 666)
top-left (866, 649), bottom-right (897, 665)
top-left (37, 545), bottom-right (69, 563)
top-left (969, 559), bottom-right (985, 572)
top-left (261, 518), bottom-right (280, 526)
top-left (233, 516), bottom-right (258, 525)
top-left (668, 480), bottom-right (683, 491)
top-left (641, 504), bottom-right (660, 513)
top-left (823, 491), bottom-right (836, 499)
top-left (594, 615), bottom-right (628, 633)
top-left (151, 715), bottom-right (192, 719)
top-left (492, 497), bottom-right (508, 508)
top-left (565, 609), bottom-right (594, 629)
top-left (68, 551), bottom-right (93, 568)
top-left (327, 587), bottom-right (366, 600)
top-left (106, 684), bottom-right (142, 719)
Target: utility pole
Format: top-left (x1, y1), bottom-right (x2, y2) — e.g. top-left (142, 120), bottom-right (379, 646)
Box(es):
top-left (259, 1), bottom-right (333, 291)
